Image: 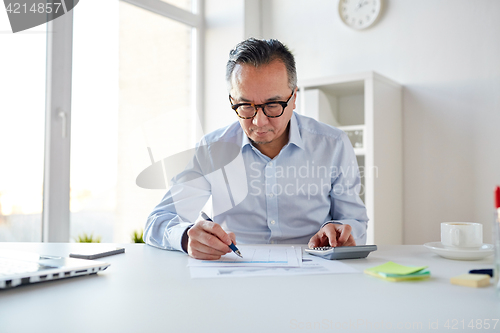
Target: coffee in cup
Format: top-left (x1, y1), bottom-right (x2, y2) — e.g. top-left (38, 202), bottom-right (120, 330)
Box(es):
top-left (441, 222), bottom-right (483, 248)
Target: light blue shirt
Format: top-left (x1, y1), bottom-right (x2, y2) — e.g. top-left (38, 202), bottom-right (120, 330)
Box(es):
top-left (144, 112), bottom-right (368, 252)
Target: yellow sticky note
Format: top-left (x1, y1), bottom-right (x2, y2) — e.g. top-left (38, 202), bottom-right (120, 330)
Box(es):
top-left (450, 274), bottom-right (490, 288)
top-left (366, 261), bottom-right (427, 276)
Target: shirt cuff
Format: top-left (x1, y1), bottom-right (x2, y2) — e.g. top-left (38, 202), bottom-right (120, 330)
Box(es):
top-left (169, 222), bottom-right (193, 253)
top-left (321, 220), bottom-right (344, 229)
top-left (180, 225), bottom-right (192, 254)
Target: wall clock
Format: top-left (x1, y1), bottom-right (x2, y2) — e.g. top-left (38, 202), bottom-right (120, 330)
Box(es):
top-left (338, 0), bottom-right (382, 30)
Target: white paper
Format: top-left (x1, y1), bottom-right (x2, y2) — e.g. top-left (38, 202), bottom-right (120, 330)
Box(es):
top-left (187, 245), bottom-right (300, 268)
top-left (189, 247), bottom-right (360, 278)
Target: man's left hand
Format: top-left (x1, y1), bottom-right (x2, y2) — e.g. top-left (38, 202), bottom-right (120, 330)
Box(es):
top-left (308, 223), bottom-right (356, 248)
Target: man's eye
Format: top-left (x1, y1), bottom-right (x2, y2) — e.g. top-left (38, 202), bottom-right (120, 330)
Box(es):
top-left (239, 105), bottom-right (254, 111)
top-left (265, 103), bottom-right (281, 110)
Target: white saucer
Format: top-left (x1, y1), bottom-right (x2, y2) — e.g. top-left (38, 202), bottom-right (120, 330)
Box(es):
top-left (423, 242), bottom-right (494, 260)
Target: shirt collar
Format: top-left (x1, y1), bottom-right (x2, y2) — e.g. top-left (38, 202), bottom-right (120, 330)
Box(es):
top-left (240, 111), bottom-right (305, 151)
top-left (288, 112), bottom-right (305, 150)
top-left (241, 128), bottom-right (252, 149)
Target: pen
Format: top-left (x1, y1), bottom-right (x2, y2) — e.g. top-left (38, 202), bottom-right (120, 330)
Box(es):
top-left (200, 211), bottom-right (243, 258)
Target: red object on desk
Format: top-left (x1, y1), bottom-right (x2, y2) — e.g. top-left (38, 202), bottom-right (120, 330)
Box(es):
top-left (495, 186), bottom-right (500, 209)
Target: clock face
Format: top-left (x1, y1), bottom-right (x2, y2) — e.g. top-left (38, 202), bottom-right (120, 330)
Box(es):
top-left (339, 0), bottom-right (382, 30)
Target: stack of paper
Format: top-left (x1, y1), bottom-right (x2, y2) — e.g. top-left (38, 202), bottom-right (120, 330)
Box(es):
top-left (364, 261), bottom-right (430, 282)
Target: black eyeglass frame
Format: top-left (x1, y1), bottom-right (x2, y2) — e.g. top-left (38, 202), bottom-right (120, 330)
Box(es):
top-left (229, 90), bottom-right (295, 119)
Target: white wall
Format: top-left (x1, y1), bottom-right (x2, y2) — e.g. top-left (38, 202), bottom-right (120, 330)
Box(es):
top-left (205, 0), bottom-right (500, 245)
top-left (204, 0), bottom-right (245, 134)
top-left (204, 0), bottom-right (263, 134)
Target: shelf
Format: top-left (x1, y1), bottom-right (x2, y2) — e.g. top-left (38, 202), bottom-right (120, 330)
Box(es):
top-left (339, 125), bottom-right (365, 151)
top-left (299, 84), bottom-right (364, 127)
top-left (353, 148), bottom-right (366, 156)
top-left (297, 71), bottom-right (403, 245)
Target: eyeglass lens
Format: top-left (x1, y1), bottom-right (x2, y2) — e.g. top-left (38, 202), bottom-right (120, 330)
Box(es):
top-left (236, 103), bottom-right (283, 118)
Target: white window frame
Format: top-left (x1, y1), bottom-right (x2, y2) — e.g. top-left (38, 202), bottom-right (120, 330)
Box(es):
top-left (42, 0), bottom-right (204, 242)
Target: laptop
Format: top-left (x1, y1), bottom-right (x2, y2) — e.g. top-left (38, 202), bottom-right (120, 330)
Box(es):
top-left (0, 249), bottom-right (110, 289)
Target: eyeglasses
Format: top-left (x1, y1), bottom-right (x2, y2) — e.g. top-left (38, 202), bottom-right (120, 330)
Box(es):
top-left (229, 90), bottom-right (295, 119)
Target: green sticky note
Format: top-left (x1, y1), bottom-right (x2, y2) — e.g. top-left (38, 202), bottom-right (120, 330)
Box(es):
top-left (377, 270), bottom-right (430, 278)
top-left (366, 261), bottom-right (427, 276)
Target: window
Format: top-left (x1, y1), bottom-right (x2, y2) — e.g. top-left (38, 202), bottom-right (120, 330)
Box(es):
top-left (0, 11), bottom-right (46, 241)
top-left (70, 0), bottom-right (119, 242)
top-left (160, 0), bottom-right (192, 12)
top-left (69, 0), bottom-right (202, 242)
top-left (1, 0), bottom-right (203, 243)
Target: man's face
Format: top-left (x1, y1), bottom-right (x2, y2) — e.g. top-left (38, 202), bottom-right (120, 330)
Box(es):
top-left (229, 60), bottom-right (296, 147)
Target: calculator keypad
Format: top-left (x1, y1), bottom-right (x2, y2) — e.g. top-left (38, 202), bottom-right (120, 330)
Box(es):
top-left (312, 246), bottom-right (334, 251)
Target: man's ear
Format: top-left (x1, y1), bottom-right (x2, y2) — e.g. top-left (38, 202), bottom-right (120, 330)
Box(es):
top-left (292, 88), bottom-right (298, 110)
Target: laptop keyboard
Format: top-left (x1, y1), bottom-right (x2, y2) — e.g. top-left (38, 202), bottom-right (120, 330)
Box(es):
top-left (0, 258), bottom-right (54, 277)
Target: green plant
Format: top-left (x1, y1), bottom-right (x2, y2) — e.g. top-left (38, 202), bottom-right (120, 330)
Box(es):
top-left (74, 232), bottom-right (102, 243)
top-left (132, 229), bottom-right (145, 243)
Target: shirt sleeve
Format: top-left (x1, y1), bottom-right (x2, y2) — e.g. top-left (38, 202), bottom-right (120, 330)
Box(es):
top-left (329, 132), bottom-right (369, 245)
top-left (144, 143), bottom-right (212, 253)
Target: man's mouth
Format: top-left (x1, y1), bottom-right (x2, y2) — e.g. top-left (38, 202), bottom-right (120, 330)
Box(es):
top-left (252, 129), bottom-right (272, 135)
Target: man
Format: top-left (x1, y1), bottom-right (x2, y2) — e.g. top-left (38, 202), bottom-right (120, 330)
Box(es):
top-left (144, 38), bottom-right (368, 260)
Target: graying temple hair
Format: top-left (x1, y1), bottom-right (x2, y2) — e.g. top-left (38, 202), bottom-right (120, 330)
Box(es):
top-left (226, 38), bottom-right (297, 92)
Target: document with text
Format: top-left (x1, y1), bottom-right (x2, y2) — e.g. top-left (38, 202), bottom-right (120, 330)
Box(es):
top-left (187, 245), bottom-right (300, 268)
top-left (189, 246), bottom-right (360, 278)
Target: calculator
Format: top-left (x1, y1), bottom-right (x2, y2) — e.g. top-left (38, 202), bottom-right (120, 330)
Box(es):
top-left (304, 245), bottom-right (377, 260)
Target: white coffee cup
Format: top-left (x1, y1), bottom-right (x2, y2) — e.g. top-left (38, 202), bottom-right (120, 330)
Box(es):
top-left (441, 222), bottom-right (483, 248)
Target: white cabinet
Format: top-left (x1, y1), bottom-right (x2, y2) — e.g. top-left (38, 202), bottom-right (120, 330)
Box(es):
top-left (297, 71), bottom-right (403, 245)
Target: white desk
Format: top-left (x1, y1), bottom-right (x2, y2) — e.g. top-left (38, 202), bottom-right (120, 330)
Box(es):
top-left (0, 243), bottom-right (498, 333)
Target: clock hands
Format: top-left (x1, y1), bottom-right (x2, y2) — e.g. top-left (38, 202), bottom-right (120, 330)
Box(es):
top-left (355, 0), bottom-right (370, 10)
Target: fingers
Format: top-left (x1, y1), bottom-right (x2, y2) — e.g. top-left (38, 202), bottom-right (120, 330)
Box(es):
top-left (308, 233), bottom-right (319, 248)
top-left (343, 236), bottom-right (356, 247)
top-left (336, 224), bottom-right (352, 246)
top-left (321, 225), bottom-right (338, 247)
top-left (308, 230), bottom-right (329, 248)
top-left (187, 221), bottom-right (233, 260)
top-left (228, 232), bottom-right (236, 245)
top-left (189, 221), bottom-right (232, 247)
top-left (187, 238), bottom-right (228, 260)
top-left (203, 221), bottom-right (233, 245)
top-left (316, 224), bottom-right (355, 247)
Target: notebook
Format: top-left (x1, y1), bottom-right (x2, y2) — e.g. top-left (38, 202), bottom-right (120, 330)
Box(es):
top-left (0, 249), bottom-right (110, 289)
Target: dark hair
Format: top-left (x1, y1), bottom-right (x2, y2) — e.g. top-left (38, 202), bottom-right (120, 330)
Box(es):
top-left (226, 38), bottom-right (297, 91)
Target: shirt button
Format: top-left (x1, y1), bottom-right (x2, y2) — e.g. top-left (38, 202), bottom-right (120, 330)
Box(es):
top-left (270, 220), bottom-right (276, 225)
top-left (268, 193), bottom-right (274, 198)
top-left (271, 240), bottom-right (275, 244)
top-left (268, 162), bottom-right (273, 167)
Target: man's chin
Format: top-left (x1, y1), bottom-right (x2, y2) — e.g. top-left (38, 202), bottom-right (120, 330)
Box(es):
top-left (249, 137), bottom-right (272, 145)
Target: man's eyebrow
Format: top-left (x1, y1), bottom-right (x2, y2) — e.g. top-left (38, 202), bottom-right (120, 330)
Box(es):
top-left (265, 95), bottom-right (284, 102)
top-left (238, 95), bottom-right (283, 103)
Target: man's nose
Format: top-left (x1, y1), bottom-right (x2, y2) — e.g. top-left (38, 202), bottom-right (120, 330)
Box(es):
top-left (252, 106), bottom-right (269, 126)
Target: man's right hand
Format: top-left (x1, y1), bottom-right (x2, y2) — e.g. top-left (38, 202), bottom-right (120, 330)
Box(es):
top-left (183, 220), bottom-right (236, 260)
